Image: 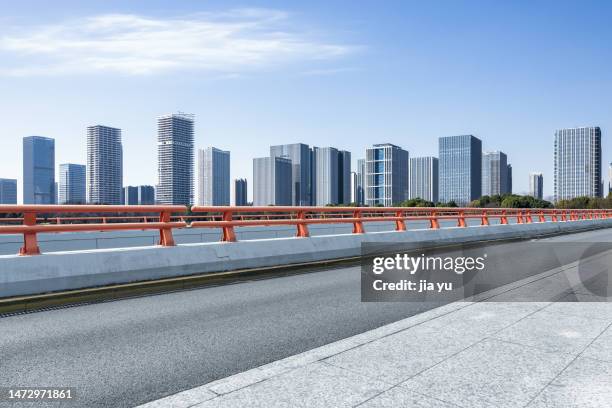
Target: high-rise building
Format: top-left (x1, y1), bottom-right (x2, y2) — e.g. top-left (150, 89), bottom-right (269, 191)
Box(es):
top-left (253, 157), bottom-right (292, 206)
top-left (0, 178), bottom-right (17, 204)
top-left (123, 186), bottom-right (138, 205)
top-left (156, 113), bottom-right (194, 205)
top-left (137, 185), bottom-right (155, 205)
top-left (365, 143), bottom-right (409, 207)
top-left (355, 158), bottom-right (365, 205)
top-left (507, 164), bottom-right (513, 194)
top-left (608, 162), bottom-right (612, 195)
top-left (311, 147), bottom-right (339, 206)
top-left (87, 125), bottom-right (123, 204)
top-left (198, 147), bottom-right (230, 206)
top-left (553, 127), bottom-right (602, 201)
top-left (482, 151), bottom-right (509, 196)
top-left (234, 178), bottom-right (248, 206)
top-left (338, 150), bottom-right (351, 205)
top-left (438, 135), bottom-right (482, 205)
top-left (59, 163), bottom-right (86, 204)
top-left (23, 136), bottom-right (55, 204)
top-left (409, 156), bottom-right (439, 203)
top-left (529, 173), bottom-right (544, 200)
top-left (270, 143), bottom-right (311, 205)
top-left (350, 172), bottom-right (358, 204)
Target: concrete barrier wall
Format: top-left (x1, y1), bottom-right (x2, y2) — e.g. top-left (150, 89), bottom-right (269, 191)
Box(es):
top-left (1, 219), bottom-right (611, 298)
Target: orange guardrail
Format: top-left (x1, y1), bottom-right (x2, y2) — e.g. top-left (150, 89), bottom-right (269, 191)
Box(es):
top-left (0, 205), bottom-right (187, 255)
top-left (190, 206), bottom-right (612, 242)
top-left (0, 205), bottom-right (610, 255)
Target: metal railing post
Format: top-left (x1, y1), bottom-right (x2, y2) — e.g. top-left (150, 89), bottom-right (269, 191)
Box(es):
top-left (296, 210), bottom-right (310, 237)
top-left (538, 211), bottom-right (546, 223)
top-left (525, 210), bottom-right (533, 223)
top-left (480, 210), bottom-right (489, 226)
top-left (458, 211), bottom-right (467, 227)
top-left (395, 210), bottom-right (406, 231)
top-left (158, 210), bottom-right (176, 246)
top-left (500, 210), bottom-right (508, 225)
top-left (430, 210), bottom-right (440, 229)
top-left (352, 210), bottom-right (365, 234)
top-left (19, 211), bottom-right (40, 256)
top-left (221, 210), bottom-right (237, 242)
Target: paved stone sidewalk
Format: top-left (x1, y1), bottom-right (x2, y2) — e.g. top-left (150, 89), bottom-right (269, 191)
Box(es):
top-left (139, 255), bottom-right (612, 408)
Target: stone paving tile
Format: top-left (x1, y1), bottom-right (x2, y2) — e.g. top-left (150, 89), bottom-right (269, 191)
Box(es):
top-left (581, 325), bottom-right (612, 363)
top-left (492, 309), bottom-right (610, 355)
top-left (138, 386), bottom-right (217, 408)
top-left (527, 357), bottom-right (612, 408)
top-left (545, 300), bottom-right (612, 322)
top-left (401, 338), bottom-right (575, 408)
top-left (325, 324), bottom-right (481, 384)
top-left (193, 362), bottom-right (391, 408)
top-left (358, 386), bottom-right (459, 408)
top-left (419, 301), bottom-right (547, 337)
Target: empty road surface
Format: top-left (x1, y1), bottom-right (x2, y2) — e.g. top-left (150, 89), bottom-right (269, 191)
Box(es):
top-left (1, 227), bottom-right (611, 408)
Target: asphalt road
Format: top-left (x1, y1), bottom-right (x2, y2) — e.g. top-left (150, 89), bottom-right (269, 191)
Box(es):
top-left (1, 227), bottom-right (611, 408)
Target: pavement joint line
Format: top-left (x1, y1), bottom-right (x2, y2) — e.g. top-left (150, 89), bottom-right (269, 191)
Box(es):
top-left (522, 320), bottom-right (612, 407)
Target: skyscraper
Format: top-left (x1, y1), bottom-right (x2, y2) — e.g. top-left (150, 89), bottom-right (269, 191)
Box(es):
top-left (438, 135), bottom-right (482, 205)
top-left (409, 156), bottom-right (439, 203)
top-left (355, 158), bottom-right (365, 205)
top-left (270, 143), bottom-right (311, 205)
top-left (156, 113), bottom-right (194, 205)
top-left (338, 150), bottom-right (351, 205)
top-left (23, 136), bottom-right (55, 204)
top-left (123, 186), bottom-right (138, 205)
top-left (253, 157), bottom-right (292, 206)
top-left (529, 173), bottom-right (544, 200)
top-left (311, 147), bottom-right (339, 206)
top-left (553, 127), bottom-right (602, 201)
top-left (350, 172), bottom-right (358, 204)
top-left (0, 178), bottom-right (17, 204)
top-left (234, 178), bottom-right (248, 206)
top-left (482, 151), bottom-right (509, 196)
top-left (87, 125), bottom-right (123, 204)
top-left (198, 147), bottom-right (230, 206)
top-left (507, 164), bottom-right (513, 194)
top-left (59, 163), bottom-right (86, 204)
top-left (137, 185), bottom-right (155, 205)
top-left (609, 162), bottom-right (612, 195)
top-left (365, 143), bottom-right (409, 207)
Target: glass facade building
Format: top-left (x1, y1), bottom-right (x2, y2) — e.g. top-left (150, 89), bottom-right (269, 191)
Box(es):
top-left (337, 150), bottom-right (351, 205)
top-left (482, 151), bottom-right (509, 196)
top-left (234, 178), bottom-right (248, 206)
top-left (59, 163), bottom-right (86, 204)
top-left (0, 178), bottom-right (17, 204)
top-left (87, 125), bottom-right (123, 204)
top-left (409, 156), bottom-right (439, 203)
top-left (529, 173), bottom-right (544, 200)
top-left (311, 147), bottom-right (339, 206)
top-left (270, 143), bottom-right (311, 205)
top-left (23, 136), bottom-right (55, 204)
top-left (355, 158), bottom-right (365, 205)
top-left (365, 143), bottom-right (409, 207)
top-left (438, 135), bottom-right (482, 205)
top-left (156, 113), bottom-right (194, 205)
top-left (553, 127), bottom-right (602, 201)
top-left (253, 157), bottom-right (292, 206)
top-left (198, 147), bottom-right (230, 206)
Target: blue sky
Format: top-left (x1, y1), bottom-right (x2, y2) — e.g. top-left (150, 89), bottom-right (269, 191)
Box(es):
top-left (0, 0), bottom-right (610, 202)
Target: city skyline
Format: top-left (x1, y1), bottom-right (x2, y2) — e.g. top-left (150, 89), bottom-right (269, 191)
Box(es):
top-left (1, 2), bottom-right (611, 203)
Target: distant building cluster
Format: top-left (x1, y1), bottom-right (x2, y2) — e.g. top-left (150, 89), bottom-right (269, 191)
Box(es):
top-left (1, 122), bottom-right (607, 206)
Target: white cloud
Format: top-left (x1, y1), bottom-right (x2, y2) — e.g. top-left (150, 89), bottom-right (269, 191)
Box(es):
top-left (0, 9), bottom-right (357, 76)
